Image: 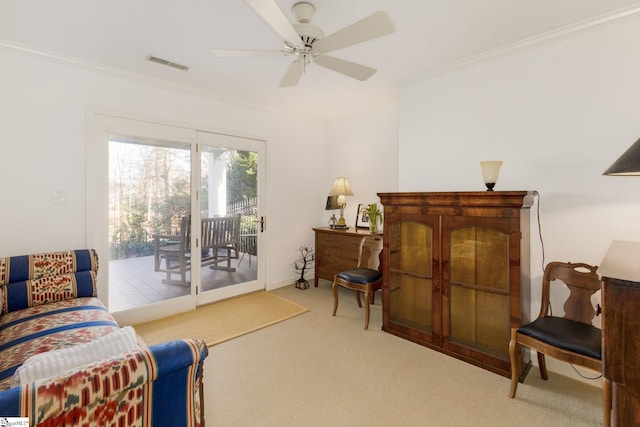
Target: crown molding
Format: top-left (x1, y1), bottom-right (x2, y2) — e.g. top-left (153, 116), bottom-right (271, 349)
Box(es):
top-left (401, 4), bottom-right (640, 86)
top-left (0, 38), bottom-right (327, 123)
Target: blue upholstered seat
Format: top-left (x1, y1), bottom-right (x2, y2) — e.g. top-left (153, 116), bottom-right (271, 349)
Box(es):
top-left (508, 261), bottom-right (610, 426)
top-left (332, 235), bottom-right (384, 330)
top-left (336, 268), bottom-right (382, 285)
top-left (517, 316), bottom-right (601, 360)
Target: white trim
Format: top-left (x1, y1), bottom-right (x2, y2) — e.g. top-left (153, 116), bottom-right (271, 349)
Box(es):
top-left (112, 295), bottom-right (195, 326)
top-left (5, 6), bottom-right (640, 122)
top-left (194, 130), bottom-right (267, 306)
top-left (0, 39), bottom-right (323, 123)
top-left (87, 108), bottom-right (267, 322)
top-left (86, 106), bottom-right (268, 144)
top-left (401, 5), bottom-right (640, 85)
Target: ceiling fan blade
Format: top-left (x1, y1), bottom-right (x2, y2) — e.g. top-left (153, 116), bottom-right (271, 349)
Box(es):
top-left (245, 0), bottom-right (303, 49)
top-left (279, 59), bottom-right (305, 87)
top-left (314, 11), bottom-right (395, 53)
top-left (313, 55), bottom-right (376, 81)
top-left (210, 49), bottom-right (289, 57)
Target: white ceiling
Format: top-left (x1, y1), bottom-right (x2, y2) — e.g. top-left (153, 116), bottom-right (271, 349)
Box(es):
top-left (2, 0), bottom-right (640, 121)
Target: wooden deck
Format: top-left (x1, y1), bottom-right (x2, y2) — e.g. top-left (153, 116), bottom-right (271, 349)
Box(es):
top-left (108, 251), bottom-right (257, 312)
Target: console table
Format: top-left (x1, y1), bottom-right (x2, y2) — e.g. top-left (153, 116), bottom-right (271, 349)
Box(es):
top-left (599, 241), bottom-right (640, 427)
top-left (312, 227), bottom-right (379, 287)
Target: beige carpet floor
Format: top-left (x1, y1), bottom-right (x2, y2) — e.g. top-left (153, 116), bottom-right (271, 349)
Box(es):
top-left (132, 291), bottom-right (308, 346)
top-left (204, 282), bottom-right (605, 427)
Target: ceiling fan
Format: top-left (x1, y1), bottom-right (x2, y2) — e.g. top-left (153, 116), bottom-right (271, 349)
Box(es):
top-left (210, 0), bottom-right (395, 87)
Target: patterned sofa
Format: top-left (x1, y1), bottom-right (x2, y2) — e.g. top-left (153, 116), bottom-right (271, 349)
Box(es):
top-left (0, 249), bottom-right (208, 426)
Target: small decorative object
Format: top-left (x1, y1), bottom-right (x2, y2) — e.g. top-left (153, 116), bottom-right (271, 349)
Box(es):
top-left (328, 214), bottom-right (338, 228)
top-left (355, 204), bottom-right (368, 229)
top-left (480, 161), bottom-right (503, 191)
top-left (359, 203), bottom-right (383, 234)
top-left (293, 246), bottom-right (315, 289)
top-left (325, 195), bottom-right (340, 210)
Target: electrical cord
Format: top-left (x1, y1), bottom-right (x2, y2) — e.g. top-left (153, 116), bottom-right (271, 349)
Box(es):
top-left (533, 191), bottom-right (602, 381)
top-left (534, 190), bottom-right (545, 275)
top-left (570, 363), bottom-right (603, 380)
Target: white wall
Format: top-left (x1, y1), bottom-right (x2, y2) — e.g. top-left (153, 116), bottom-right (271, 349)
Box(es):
top-left (323, 107), bottom-right (400, 229)
top-left (398, 17), bottom-right (640, 381)
top-left (0, 46), bottom-right (327, 290)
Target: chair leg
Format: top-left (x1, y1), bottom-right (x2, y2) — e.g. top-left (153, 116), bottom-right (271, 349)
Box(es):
top-left (508, 328), bottom-right (519, 398)
top-left (181, 256), bottom-right (187, 285)
top-left (355, 290), bottom-right (363, 307)
top-left (537, 353), bottom-right (548, 380)
top-left (165, 258), bottom-right (173, 281)
top-left (332, 280), bottom-right (339, 316)
top-left (603, 378), bottom-right (611, 427)
top-left (363, 287), bottom-right (371, 330)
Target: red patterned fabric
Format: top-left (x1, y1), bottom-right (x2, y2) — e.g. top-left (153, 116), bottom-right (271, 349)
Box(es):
top-left (30, 252), bottom-right (76, 281)
top-left (28, 274), bottom-right (80, 307)
top-left (0, 297), bottom-right (118, 391)
top-left (0, 258), bottom-right (6, 286)
top-left (22, 348), bottom-right (156, 426)
top-left (0, 250), bottom-right (98, 287)
top-left (0, 250), bottom-right (99, 314)
top-left (0, 250), bottom-right (207, 426)
top-left (16, 339), bottom-right (207, 427)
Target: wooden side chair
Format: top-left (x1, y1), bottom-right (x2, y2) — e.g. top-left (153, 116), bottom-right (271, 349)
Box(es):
top-left (332, 235), bottom-right (383, 330)
top-left (508, 261), bottom-right (611, 427)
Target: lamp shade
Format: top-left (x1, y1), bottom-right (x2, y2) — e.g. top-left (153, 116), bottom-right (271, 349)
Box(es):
top-left (480, 161), bottom-right (502, 183)
top-left (603, 137), bottom-right (640, 176)
top-left (328, 177), bottom-right (354, 197)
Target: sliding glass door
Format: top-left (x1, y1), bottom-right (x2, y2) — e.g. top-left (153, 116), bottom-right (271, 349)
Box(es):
top-left (195, 131), bottom-right (265, 305)
top-left (89, 113), bottom-right (265, 324)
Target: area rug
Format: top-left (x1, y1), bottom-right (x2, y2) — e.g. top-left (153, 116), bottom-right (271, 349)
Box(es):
top-left (132, 291), bottom-right (309, 346)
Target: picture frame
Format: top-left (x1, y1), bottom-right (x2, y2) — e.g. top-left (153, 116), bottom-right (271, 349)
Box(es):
top-left (355, 204), bottom-right (370, 229)
top-left (325, 195), bottom-right (340, 210)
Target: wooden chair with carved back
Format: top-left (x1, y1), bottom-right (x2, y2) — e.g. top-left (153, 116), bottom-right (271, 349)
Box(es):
top-left (508, 261), bottom-right (611, 426)
top-left (331, 235), bottom-right (383, 330)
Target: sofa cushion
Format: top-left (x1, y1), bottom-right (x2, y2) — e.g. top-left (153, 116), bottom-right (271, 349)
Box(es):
top-left (0, 297), bottom-right (118, 391)
top-left (0, 249), bottom-right (98, 315)
top-left (11, 325), bottom-right (139, 387)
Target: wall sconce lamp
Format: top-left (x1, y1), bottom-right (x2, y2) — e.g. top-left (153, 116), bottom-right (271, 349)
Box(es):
top-left (328, 177), bottom-right (354, 228)
top-left (480, 161), bottom-right (503, 191)
top-left (603, 137), bottom-right (640, 175)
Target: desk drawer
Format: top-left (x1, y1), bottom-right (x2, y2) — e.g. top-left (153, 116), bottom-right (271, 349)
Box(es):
top-left (317, 232), bottom-right (360, 247)
top-left (314, 229), bottom-right (366, 285)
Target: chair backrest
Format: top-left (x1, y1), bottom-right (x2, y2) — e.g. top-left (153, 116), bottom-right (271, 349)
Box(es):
top-left (179, 216), bottom-right (191, 251)
top-left (539, 261), bottom-right (602, 325)
top-left (356, 235), bottom-right (383, 270)
top-left (201, 214), bottom-right (241, 250)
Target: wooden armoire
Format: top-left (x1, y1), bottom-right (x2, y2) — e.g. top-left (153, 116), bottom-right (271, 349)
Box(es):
top-left (378, 191), bottom-right (535, 379)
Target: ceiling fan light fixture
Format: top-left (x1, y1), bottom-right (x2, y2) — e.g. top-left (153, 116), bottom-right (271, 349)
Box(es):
top-left (212, 0), bottom-right (395, 86)
top-left (293, 23), bottom-right (324, 48)
top-left (292, 2), bottom-right (315, 24)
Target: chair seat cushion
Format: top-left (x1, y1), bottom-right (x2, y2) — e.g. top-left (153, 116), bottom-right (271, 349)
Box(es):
top-left (517, 316), bottom-right (601, 360)
top-left (336, 268), bottom-right (382, 285)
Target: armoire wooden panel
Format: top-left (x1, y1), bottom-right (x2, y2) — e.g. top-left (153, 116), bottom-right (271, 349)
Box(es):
top-left (378, 191), bottom-right (535, 379)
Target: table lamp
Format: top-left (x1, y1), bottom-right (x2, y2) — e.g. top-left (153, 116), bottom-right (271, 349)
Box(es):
top-left (328, 177), bottom-right (354, 228)
top-left (480, 161), bottom-right (503, 191)
top-left (603, 137), bottom-right (640, 175)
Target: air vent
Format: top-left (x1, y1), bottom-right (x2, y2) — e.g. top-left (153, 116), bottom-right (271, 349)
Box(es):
top-left (146, 55), bottom-right (189, 71)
